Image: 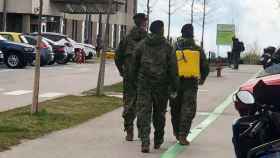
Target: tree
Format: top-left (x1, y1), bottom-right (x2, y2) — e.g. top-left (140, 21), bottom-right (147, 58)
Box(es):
top-left (96, 0), bottom-right (113, 96)
top-left (31, 0), bottom-right (43, 114)
top-left (2, 0), bottom-right (7, 32)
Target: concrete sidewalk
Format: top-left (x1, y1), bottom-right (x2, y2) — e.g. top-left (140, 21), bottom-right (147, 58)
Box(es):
top-left (0, 65), bottom-right (261, 158)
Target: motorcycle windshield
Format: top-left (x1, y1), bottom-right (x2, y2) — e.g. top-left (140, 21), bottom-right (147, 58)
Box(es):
top-left (258, 64), bottom-right (280, 78)
top-left (259, 151), bottom-right (280, 158)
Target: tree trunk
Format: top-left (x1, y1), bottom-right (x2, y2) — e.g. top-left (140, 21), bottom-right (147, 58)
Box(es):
top-left (31, 0), bottom-right (43, 114)
top-left (201, 0), bottom-right (206, 49)
top-left (168, 0), bottom-right (171, 41)
top-left (147, 0), bottom-right (150, 31)
top-left (191, 0), bottom-right (195, 24)
top-left (2, 0), bottom-right (7, 32)
top-left (96, 0), bottom-right (112, 96)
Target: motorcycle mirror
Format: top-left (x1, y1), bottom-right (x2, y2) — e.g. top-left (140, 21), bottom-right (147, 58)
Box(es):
top-left (237, 91), bottom-right (255, 105)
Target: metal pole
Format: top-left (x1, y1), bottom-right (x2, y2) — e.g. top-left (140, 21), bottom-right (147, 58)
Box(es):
top-left (167, 0), bottom-right (171, 41)
top-left (31, 0), bottom-right (43, 114)
top-left (96, 0), bottom-right (112, 96)
top-left (2, 0), bottom-right (7, 32)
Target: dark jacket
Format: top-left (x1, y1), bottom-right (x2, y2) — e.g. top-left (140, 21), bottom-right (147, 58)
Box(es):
top-left (134, 33), bottom-right (179, 92)
top-left (115, 26), bottom-right (147, 80)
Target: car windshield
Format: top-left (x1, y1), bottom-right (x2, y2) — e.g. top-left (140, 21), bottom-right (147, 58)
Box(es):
top-left (257, 64), bottom-right (280, 78)
top-left (20, 35), bottom-right (29, 44)
top-left (66, 37), bottom-right (76, 44)
top-left (43, 38), bottom-right (56, 45)
top-left (0, 35), bottom-right (7, 41)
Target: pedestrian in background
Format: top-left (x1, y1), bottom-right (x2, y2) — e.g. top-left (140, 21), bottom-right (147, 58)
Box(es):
top-left (232, 37), bottom-right (245, 69)
top-left (134, 20), bottom-right (179, 153)
top-left (96, 34), bottom-right (102, 57)
top-left (170, 24), bottom-right (209, 145)
top-left (227, 51), bottom-right (233, 67)
top-left (115, 13), bottom-right (148, 141)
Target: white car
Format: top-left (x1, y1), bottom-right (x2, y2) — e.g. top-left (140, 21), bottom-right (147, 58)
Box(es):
top-left (0, 50), bottom-right (3, 63)
top-left (76, 43), bottom-right (96, 59)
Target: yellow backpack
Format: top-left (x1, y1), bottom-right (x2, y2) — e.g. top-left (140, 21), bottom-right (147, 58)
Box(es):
top-left (176, 49), bottom-right (201, 78)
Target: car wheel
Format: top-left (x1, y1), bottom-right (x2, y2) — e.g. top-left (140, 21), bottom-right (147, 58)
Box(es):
top-left (40, 58), bottom-right (48, 66)
top-left (86, 52), bottom-right (93, 59)
top-left (48, 60), bottom-right (56, 65)
top-left (56, 56), bottom-right (70, 64)
top-left (5, 53), bottom-right (25, 68)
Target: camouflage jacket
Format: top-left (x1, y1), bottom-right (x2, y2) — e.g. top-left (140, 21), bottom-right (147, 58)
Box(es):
top-left (134, 33), bottom-right (179, 91)
top-left (175, 37), bottom-right (209, 84)
top-left (115, 26), bottom-right (147, 79)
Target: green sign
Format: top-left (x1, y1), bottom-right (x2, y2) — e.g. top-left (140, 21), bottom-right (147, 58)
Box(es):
top-left (216, 24), bottom-right (235, 45)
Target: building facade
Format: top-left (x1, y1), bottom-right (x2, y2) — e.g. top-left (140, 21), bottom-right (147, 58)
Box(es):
top-left (0, 0), bottom-right (137, 48)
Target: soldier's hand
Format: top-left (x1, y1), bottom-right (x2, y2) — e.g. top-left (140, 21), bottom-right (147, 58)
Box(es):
top-left (170, 92), bottom-right (177, 99)
top-left (119, 71), bottom-right (124, 77)
top-left (199, 79), bottom-right (205, 85)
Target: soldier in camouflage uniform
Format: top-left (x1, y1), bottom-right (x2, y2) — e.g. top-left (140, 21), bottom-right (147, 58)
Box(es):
top-left (134, 20), bottom-right (179, 153)
top-left (170, 24), bottom-right (209, 145)
top-left (115, 13), bottom-right (148, 141)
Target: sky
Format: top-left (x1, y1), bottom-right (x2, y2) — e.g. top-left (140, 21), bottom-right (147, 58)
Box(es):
top-left (138, 0), bottom-right (280, 57)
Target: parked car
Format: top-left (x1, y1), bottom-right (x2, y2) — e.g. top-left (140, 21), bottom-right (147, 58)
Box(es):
top-left (0, 32), bottom-right (55, 66)
top-left (76, 43), bottom-right (96, 59)
top-left (43, 38), bottom-right (70, 64)
top-left (234, 63), bottom-right (280, 116)
top-left (0, 32), bottom-right (28, 43)
top-left (105, 49), bottom-right (116, 59)
top-left (0, 50), bottom-right (3, 63)
top-left (30, 32), bottom-right (75, 61)
top-left (0, 35), bottom-right (35, 68)
top-left (22, 35), bottom-right (55, 66)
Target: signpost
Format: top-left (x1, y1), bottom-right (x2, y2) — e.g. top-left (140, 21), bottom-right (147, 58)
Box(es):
top-left (216, 24), bottom-right (235, 57)
top-left (216, 24), bottom-right (235, 46)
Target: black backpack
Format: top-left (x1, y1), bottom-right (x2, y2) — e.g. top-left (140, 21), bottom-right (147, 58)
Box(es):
top-left (239, 42), bottom-right (245, 52)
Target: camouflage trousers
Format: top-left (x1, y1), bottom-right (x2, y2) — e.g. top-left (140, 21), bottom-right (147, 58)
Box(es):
top-left (170, 79), bottom-right (198, 136)
top-left (122, 78), bottom-right (138, 130)
top-left (136, 84), bottom-right (168, 145)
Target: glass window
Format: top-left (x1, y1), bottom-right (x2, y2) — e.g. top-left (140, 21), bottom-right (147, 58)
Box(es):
top-left (1, 34), bottom-right (14, 41)
top-left (257, 64), bottom-right (280, 78)
top-left (24, 36), bottom-right (37, 46)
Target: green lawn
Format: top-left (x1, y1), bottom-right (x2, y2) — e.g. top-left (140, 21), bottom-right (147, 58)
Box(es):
top-left (83, 82), bottom-right (123, 95)
top-left (0, 95), bottom-right (122, 152)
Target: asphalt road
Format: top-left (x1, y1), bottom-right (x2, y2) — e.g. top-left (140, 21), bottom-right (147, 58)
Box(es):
top-left (0, 65), bottom-right (262, 158)
top-left (0, 61), bottom-right (122, 112)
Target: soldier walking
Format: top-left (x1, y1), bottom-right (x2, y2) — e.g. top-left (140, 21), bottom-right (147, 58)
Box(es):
top-left (170, 24), bottom-right (209, 145)
top-left (134, 20), bottom-right (179, 153)
top-left (115, 13), bottom-right (148, 141)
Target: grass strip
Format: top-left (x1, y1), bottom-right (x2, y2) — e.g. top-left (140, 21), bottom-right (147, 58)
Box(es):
top-left (0, 95), bottom-right (122, 152)
top-left (83, 82), bottom-right (123, 95)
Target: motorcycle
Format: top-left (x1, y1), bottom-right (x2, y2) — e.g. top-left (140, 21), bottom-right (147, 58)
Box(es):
top-left (232, 80), bottom-right (280, 158)
top-left (260, 47), bottom-right (280, 69)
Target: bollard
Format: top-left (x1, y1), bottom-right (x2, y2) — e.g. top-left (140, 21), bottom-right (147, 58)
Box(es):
top-left (216, 66), bottom-right (222, 77)
top-left (216, 58), bottom-right (223, 77)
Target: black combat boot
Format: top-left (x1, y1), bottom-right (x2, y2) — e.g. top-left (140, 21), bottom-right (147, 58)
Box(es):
top-left (125, 127), bottom-right (134, 141)
top-left (141, 144), bottom-right (150, 153)
top-left (154, 138), bottom-right (164, 149)
top-left (178, 135), bottom-right (190, 145)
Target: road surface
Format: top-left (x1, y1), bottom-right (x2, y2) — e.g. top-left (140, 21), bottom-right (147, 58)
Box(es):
top-left (0, 65), bottom-right (261, 158)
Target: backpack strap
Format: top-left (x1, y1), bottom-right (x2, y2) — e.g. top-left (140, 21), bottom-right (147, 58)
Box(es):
top-left (176, 42), bottom-right (188, 62)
